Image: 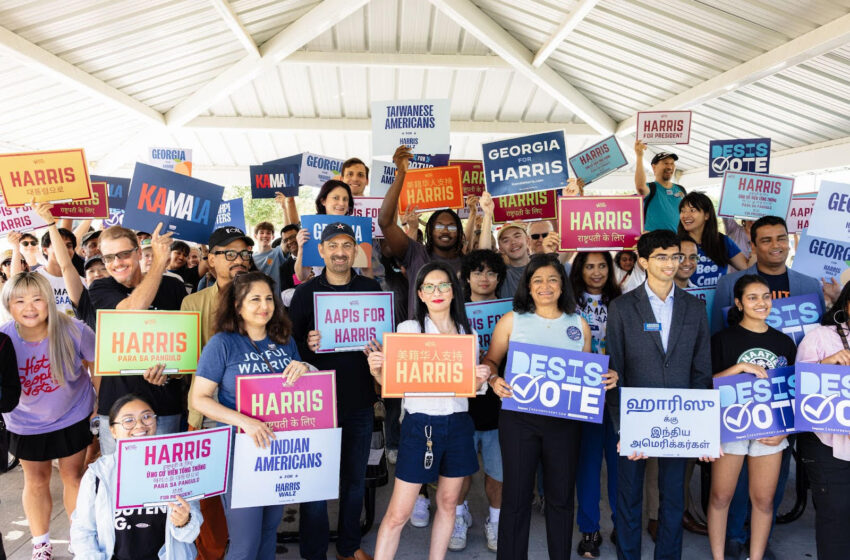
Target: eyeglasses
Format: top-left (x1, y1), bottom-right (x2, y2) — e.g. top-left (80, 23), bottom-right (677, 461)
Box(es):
top-left (111, 412), bottom-right (156, 430)
top-left (682, 254), bottom-right (699, 262)
top-left (212, 249), bottom-right (253, 262)
top-left (421, 282), bottom-right (453, 294)
top-left (433, 224), bottom-right (458, 232)
top-left (648, 253), bottom-right (685, 263)
top-left (530, 233), bottom-right (549, 240)
top-left (471, 270), bottom-right (498, 279)
top-left (21, 241), bottom-right (38, 247)
top-left (102, 248), bottom-right (138, 264)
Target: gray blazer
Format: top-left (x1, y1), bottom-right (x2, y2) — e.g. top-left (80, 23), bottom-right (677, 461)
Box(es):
top-left (606, 282), bottom-right (712, 432)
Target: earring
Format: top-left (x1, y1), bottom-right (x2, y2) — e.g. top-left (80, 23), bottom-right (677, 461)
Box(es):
top-left (834, 309), bottom-right (848, 325)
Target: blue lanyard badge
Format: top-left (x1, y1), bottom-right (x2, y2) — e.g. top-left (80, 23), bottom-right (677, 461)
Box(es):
top-left (643, 322), bottom-right (662, 332)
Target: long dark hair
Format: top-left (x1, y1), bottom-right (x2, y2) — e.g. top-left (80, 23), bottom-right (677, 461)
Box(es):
top-left (425, 209), bottom-right (464, 256)
top-left (108, 394), bottom-right (154, 425)
top-left (315, 180), bottom-right (354, 215)
top-left (461, 249), bottom-right (507, 301)
top-left (678, 192), bottom-right (730, 267)
top-left (821, 281), bottom-right (850, 339)
top-left (214, 271), bottom-right (292, 344)
top-left (726, 274), bottom-right (769, 326)
top-left (513, 253), bottom-right (576, 315)
top-left (412, 261), bottom-right (470, 334)
top-left (570, 251), bottom-right (621, 307)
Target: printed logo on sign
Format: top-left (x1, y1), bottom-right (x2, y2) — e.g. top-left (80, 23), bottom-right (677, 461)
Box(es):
top-left (508, 374), bottom-right (543, 404)
top-left (566, 326), bottom-right (582, 341)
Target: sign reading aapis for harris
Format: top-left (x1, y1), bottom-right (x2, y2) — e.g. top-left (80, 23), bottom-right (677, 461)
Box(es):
top-left (352, 197), bottom-right (384, 238)
top-left (568, 136), bottom-right (628, 185)
top-left (786, 192), bottom-right (817, 234)
top-left (805, 181), bottom-right (850, 241)
top-left (482, 130), bottom-right (569, 198)
top-left (795, 362), bottom-right (850, 435)
top-left (313, 292), bottom-right (394, 352)
top-left (714, 366), bottom-right (796, 443)
top-left (300, 215), bottom-right (372, 269)
top-left (0, 148), bottom-right (92, 206)
top-left (718, 171), bottom-right (794, 220)
top-left (381, 333), bottom-right (477, 398)
top-left (708, 138), bottom-right (771, 178)
top-left (558, 196), bottom-right (642, 251)
top-left (465, 299), bottom-right (512, 354)
top-left (236, 371), bottom-right (337, 431)
top-left (0, 192), bottom-right (48, 236)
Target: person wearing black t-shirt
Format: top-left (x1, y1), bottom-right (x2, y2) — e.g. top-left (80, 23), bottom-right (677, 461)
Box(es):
top-left (168, 240), bottom-right (207, 294)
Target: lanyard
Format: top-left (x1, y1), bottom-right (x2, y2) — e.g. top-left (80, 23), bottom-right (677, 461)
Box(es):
top-left (248, 337), bottom-right (277, 373)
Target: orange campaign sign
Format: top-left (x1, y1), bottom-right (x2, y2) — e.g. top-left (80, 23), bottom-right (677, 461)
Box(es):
top-left (381, 333), bottom-right (477, 398)
top-left (0, 148), bottom-right (92, 207)
top-left (399, 166), bottom-right (464, 213)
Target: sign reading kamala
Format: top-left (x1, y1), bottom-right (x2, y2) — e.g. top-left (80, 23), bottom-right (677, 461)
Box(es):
top-left (371, 99), bottom-right (451, 157)
top-left (806, 181), bottom-right (850, 240)
top-left (708, 138), bottom-right (771, 178)
top-left (465, 299), bottom-right (512, 354)
top-left (714, 366), bottom-right (796, 443)
top-left (300, 215), bottom-right (372, 268)
top-left (636, 111), bottom-right (692, 144)
top-left (493, 190), bottom-right (558, 223)
top-left (230, 428), bottom-right (342, 508)
top-left (501, 342), bottom-right (608, 423)
top-left (381, 333), bottom-right (477, 398)
top-left (236, 371), bottom-right (337, 431)
top-left (558, 196), bottom-right (642, 251)
top-left (449, 160), bottom-right (485, 198)
top-left (619, 388), bottom-right (721, 458)
top-left (0, 148), bottom-right (92, 206)
top-left (91, 174), bottom-right (131, 210)
top-left (50, 181), bottom-right (109, 219)
top-left (568, 136), bottom-right (628, 185)
top-left (399, 166), bottom-right (463, 213)
top-left (313, 292), bottom-right (394, 352)
top-left (352, 197), bottom-right (383, 238)
top-left (791, 230), bottom-right (850, 283)
top-left (148, 147), bottom-right (192, 176)
top-left (482, 131), bottom-right (569, 198)
top-left (795, 363), bottom-right (850, 435)
top-left (718, 171), bottom-right (794, 220)
top-left (95, 310), bottom-right (201, 375)
top-left (115, 427), bottom-right (231, 508)
top-left (250, 163), bottom-right (299, 199)
top-left (685, 287), bottom-right (716, 334)
top-left (215, 198), bottom-right (246, 232)
top-left (123, 163), bottom-right (223, 245)
top-left (0, 193), bottom-right (48, 236)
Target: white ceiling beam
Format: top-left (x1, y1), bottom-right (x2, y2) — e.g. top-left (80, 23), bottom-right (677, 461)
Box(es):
top-left (617, 12), bottom-right (850, 136)
top-left (286, 50), bottom-right (509, 70)
top-left (532, 0), bottom-right (601, 67)
top-left (0, 25), bottom-right (164, 126)
top-left (208, 0), bottom-right (260, 57)
top-left (428, 0), bottom-right (616, 136)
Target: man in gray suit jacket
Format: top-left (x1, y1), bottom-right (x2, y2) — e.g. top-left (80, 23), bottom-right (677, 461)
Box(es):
top-left (607, 230), bottom-right (713, 560)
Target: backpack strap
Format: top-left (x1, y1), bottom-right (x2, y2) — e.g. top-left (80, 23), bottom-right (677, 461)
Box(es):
top-left (642, 182), bottom-right (657, 220)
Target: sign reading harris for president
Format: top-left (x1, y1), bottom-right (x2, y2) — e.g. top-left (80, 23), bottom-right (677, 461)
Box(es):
top-left (482, 131), bottom-right (569, 198)
top-left (718, 171), bottom-right (794, 220)
top-left (795, 363), bottom-right (850, 435)
top-left (371, 99), bottom-right (451, 157)
top-left (313, 292), bottom-right (394, 352)
top-left (708, 138), bottom-right (771, 178)
top-left (568, 136), bottom-right (628, 185)
top-left (635, 111), bottom-right (692, 145)
top-left (714, 366), bottom-right (796, 443)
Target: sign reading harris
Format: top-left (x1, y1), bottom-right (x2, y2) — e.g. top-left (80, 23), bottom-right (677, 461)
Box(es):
top-left (215, 198), bottom-right (246, 232)
top-left (795, 363), bottom-right (850, 435)
top-left (0, 148), bottom-right (92, 206)
top-left (148, 147), bottom-right (192, 176)
top-left (50, 181), bottom-right (109, 220)
top-left (236, 371), bottom-right (337, 431)
top-left (558, 196), bottom-right (642, 251)
top-left (806, 181), bottom-right (850, 241)
top-left (465, 299), bottom-right (512, 354)
top-left (714, 366), bottom-right (795, 443)
top-left (636, 111), bottom-right (692, 145)
top-left (568, 136), bottom-right (628, 185)
top-left (449, 160), bottom-right (485, 198)
top-left (313, 292), bottom-right (394, 352)
top-left (493, 190), bottom-right (558, 223)
top-left (94, 310), bottom-right (201, 375)
top-left (115, 427), bottom-right (231, 508)
top-left (352, 197), bottom-right (383, 238)
top-left (791, 230), bottom-right (850, 283)
top-left (399, 166), bottom-right (464, 213)
top-left (619, 387), bottom-right (721, 458)
top-left (250, 163), bottom-right (299, 199)
top-left (708, 138), bottom-right (771, 178)
top-left (371, 99), bottom-right (451, 157)
top-left (91, 174), bottom-right (131, 210)
top-left (0, 193), bottom-right (48, 236)
top-left (300, 215), bottom-right (372, 268)
top-left (123, 163), bottom-right (224, 245)
top-left (718, 171), bottom-right (794, 220)
top-left (482, 131), bottom-right (569, 198)
top-left (381, 333), bottom-right (477, 398)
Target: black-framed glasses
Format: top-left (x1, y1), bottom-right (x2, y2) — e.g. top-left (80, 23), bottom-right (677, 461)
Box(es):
top-left (21, 240), bottom-right (38, 247)
top-left (530, 232), bottom-right (549, 240)
top-left (102, 248), bottom-right (138, 264)
top-left (112, 412), bottom-right (156, 430)
top-left (421, 282), bottom-right (452, 294)
top-left (648, 253), bottom-right (685, 264)
top-left (213, 249), bottom-right (253, 262)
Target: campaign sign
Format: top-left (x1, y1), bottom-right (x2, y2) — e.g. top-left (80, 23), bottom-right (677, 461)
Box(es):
top-left (685, 287), bottom-right (716, 334)
top-left (0, 192), bottom-right (48, 236)
top-left (95, 310), bottom-right (201, 375)
top-left (250, 163), bottom-right (299, 199)
top-left (353, 197), bottom-right (384, 238)
top-left (558, 196), bottom-right (642, 251)
top-left (381, 333), bottom-right (477, 398)
top-left (708, 138), bottom-right (771, 178)
top-left (806, 181), bottom-right (850, 240)
top-left (449, 160), bottom-right (485, 198)
top-left (786, 193), bottom-right (817, 234)
top-left (482, 131), bottom-right (569, 198)
top-left (123, 163), bottom-right (223, 245)
top-left (791, 230), bottom-right (850, 283)
top-left (493, 189), bottom-right (558, 223)
top-left (236, 371), bottom-right (337, 431)
top-left (300, 215), bottom-right (372, 268)
top-left (313, 292), bottom-right (394, 352)
top-left (215, 198), bottom-right (246, 232)
top-left (714, 366), bottom-right (796, 443)
top-left (115, 426), bottom-right (231, 508)
top-left (149, 147), bottom-right (192, 176)
top-left (103, 210), bottom-right (125, 227)
top-left (501, 341), bottom-right (607, 423)
top-left (50, 181), bottom-right (109, 219)
top-left (91, 174), bottom-right (131, 210)
top-left (230, 428), bottom-right (342, 508)
top-left (0, 148), bottom-right (92, 206)
top-left (718, 171), bottom-right (794, 220)
top-left (263, 154), bottom-right (302, 185)
top-left (370, 154), bottom-right (452, 198)
top-left (635, 111), bottom-right (692, 144)
top-left (300, 152), bottom-right (344, 187)
top-left (399, 166), bottom-right (464, 213)
top-left (568, 136), bottom-right (628, 185)
top-left (371, 98), bottom-right (451, 157)
top-left (720, 293), bottom-right (822, 345)
top-left (619, 387), bottom-right (721, 458)
top-left (465, 299), bottom-right (512, 354)
top-left (795, 363), bottom-right (850, 435)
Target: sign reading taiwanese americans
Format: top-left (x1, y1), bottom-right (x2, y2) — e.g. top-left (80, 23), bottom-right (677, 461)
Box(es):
top-left (568, 136), bottom-right (628, 185)
top-left (636, 111), bottom-right (692, 145)
top-left (0, 148), bottom-right (92, 206)
top-left (236, 371), bottom-right (337, 431)
top-left (313, 292), bottom-right (394, 352)
top-left (708, 138), bottom-right (771, 178)
top-left (371, 99), bottom-right (451, 157)
top-left (718, 171), bottom-right (793, 220)
top-left (482, 131), bottom-right (568, 198)
top-left (381, 333), bottom-right (477, 398)
top-left (559, 196), bottom-right (642, 251)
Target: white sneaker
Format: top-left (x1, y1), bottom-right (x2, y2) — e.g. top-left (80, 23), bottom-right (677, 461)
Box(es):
top-left (386, 448), bottom-right (398, 465)
top-left (410, 496), bottom-right (430, 527)
top-left (32, 542), bottom-right (52, 560)
top-left (448, 514), bottom-right (469, 551)
top-left (460, 503), bottom-right (473, 528)
top-left (484, 517), bottom-right (498, 552)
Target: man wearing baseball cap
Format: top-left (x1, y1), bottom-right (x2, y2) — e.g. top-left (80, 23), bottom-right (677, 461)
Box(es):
top-left (634, 141), bottom-right (686, 232)
top-left (496, 221), bottom-right (531, 299)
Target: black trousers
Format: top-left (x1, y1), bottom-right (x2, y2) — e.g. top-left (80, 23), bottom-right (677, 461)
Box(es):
top-left (497, 409), bottom-right (581, 560)
top-left (798, 431), bottom-right (850, 560)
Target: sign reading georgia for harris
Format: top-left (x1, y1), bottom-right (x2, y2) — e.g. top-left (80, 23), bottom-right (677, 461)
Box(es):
top-left (635, 111), bottom-right (692, 145)
top-left (0, 148), bottom-right (92, 206)
top-left (381, 333), bottom-right (477, 398)
top-left (718, 171), bottom-right (794, 220)
top-left (148, 147), bottom-right (192, 176)
top-left (313, 292), bottom-right (394, 352)
top-left (236, 371), bottom-right (338, 431)
top-left (708, 138), bottom-right (771, 178)
top-left (795, 362), bottom-right (850, 435)
top-left (791, 230), bottom-right (850, 284)
top-left (568, 136), bottom-right (628, 185)
top-left (115, 426), bottom-right (231, 508)
top-left (95, 310), bottom-right (201, 375)
top-left (230, 428), bottom-right (342, 508)
top-left (558, 196), bottom-right (642, 251)
top-left (371, 99), bottom-right (451, 157)
top-left (465, 299), bottom-right (512, 354)
top-left (482, 130), bottom-right (569, 198)
top-left (619, 387), bottom-right (721, 458)
top-left (300, 215), bottom-right (372, 268)
top-left (501, 341), bottom-right (608, 423)
top-left (806, 181), bottom-right (850, 240)
top-left (714, 366), bottom-right (796, 443)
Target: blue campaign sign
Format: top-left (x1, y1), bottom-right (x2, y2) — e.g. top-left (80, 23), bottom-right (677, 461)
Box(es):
top-left (313, 292), bottom-right (395, 352)
top-left (123, 163), bottom-right (223, 245)
top-left (806, 181), bottom-right (850, 240)
top-left (300, 215), bottom-right (372, 268)
top-left (501, 341), bottom-right (608, 423)
top-left (619, 387), bottom-right (721, 458)
top-left (720, 293), bottom-right (823, 345)
top-left (795, 363), bottom-right (850, 435)
top-left (465, 299), bottom-right (512, 354)
top-left (685, 287), bottom-right (716, 334)
top-left (708, 138), bottom-right (771, 178)
top-left (718, 171), bottom-right (794, 220)
top-left (214, 198), bottom-right (246, 232)
top-left (371, 98), bottom-right (451, 157)
top-left (714, 366), bottom-right (796, 443)
top-left (483, 130), bottom-right (569, 198)
top-left (91, 174), bottom-right (130, 211)
top-left (250, 163), bottom-right (299, 199)
top-left (568, 135), bottom-right (628, 185)
top-left (299, 152), bottom-right (344, 187)
top-left (791, 230), bottom-right (850, 282)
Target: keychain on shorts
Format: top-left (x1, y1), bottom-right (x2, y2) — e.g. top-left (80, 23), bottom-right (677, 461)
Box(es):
top-left (424, 425), bottom-right (434, 470)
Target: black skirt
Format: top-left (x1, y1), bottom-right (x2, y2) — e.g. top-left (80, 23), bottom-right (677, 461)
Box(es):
top-left (9, 417), bottom-right (92, 462)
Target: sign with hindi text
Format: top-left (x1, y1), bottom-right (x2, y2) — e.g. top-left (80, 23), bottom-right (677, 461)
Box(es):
top-left (371, 99), bottom-right (450, 157)
top-left (300, 215), bottom-right (372, 268)
top-left (795, 363), bottom-right (850, 435)
top-left (381, 333), bottom-right (477, 398)
top-left (313, 292), bottom-right (394, 352)
top-left (714, 366), bottom-right (796, 443)
top-left (636, 111), bottom-right (692, 144)
top-left (558, 196), bottom-right (642, 251)
top-left (718, 171), bottom-right (794, 220)
top-left (450, 160), bottom-right (485, 198)
top-left (568, 136), bottom-right (628, 184)
top-left (493, 190), bottom-right (558, 223)
top-left (49, 181), bottom-right (109, 219)
top-left (482, 131), bottom-right (569, 198)
top-left (236, 371), bottom-right (337, 431)
top-left (0, 148), bottom-right (92, 206)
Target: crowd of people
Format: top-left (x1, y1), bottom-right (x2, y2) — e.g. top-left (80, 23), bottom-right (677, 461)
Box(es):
top-left (0, 140), bottom-right (847, 560)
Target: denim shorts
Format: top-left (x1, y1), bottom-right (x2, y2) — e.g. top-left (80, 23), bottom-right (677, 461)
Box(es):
top-left (473, 429), bottom-right (503, 482)
top-left (722, 436), bottom-right (789, 457)
top-left (395, 412), bottom-right (478, 484)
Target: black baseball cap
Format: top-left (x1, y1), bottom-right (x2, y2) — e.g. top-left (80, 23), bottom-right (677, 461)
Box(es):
top-left (84, 255), bottom-right (104, 270)
top-left (651, 152), bottom-right (678, 165)
top-left (208, 227), bottom-right (254, 250)
top-left (82, 230), bottom-right (101, 245)
top-left (320, 222), bottom-right (356, 243)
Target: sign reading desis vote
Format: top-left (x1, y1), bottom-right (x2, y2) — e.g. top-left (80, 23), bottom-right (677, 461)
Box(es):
top-left (718, 171), bottom-right (794, 220)
top-left (91, 174), bottom-right (131, 210)
top-left (381, 333), bottom-right (477, 398)
top-left (115, 426), bottom-right (231, 508)
top-left (502, 341), bottom-right (608, 423)
top-left (806, 181), bottom-right (850, 241)
top-left (50, 181), bottom-right (109, 219)
top-left (300, 215), bottom-right (372, 268)
top-left (352, 197), bottom-right (383, 238)
top-left (95, 310), bottom-right (201, 375)
top-left (371, 99), bottom-right (451, 157)
top-left (708, 138), bottom-right (771, 178)
top-left (148, 147), bottom-right (192, 176)
top-left (568, 136), bottom-right (628, 185)
top-left (399, 166), bottom-right (463, 213)
top-left (0, 148), bottom-right (92, 206)
top-left (250, 163), bottom-right (300, 199)
top-left (558, 196), bottom-right (642, 251)
top-left (449, 160), bottom-right (485, 198)
top-left (795, 363), bottom-right (850, 435)
top-left (123, 163), bottom-right (224, 245)
top-left (313, 292), bottom-right (394, 352)
top-left (215, 198), bottom-right (246, 232)
top-left (791, 230), bottom-right (850, 283)
top-left (635, 111), bottom-right (692, 145)
top-left (714, 366), bottom-right (796, 443)
top-left (465, 299), bottom-right (512, 354)
top-left (0, 193), bottom-right (48, 236)
top-left (236, 371), bottom-right (337, 431)
top-left (482, 131), bottom-right (569, 198)
top-left (619, 387), bottom-right (721, 458)
top-left (785, 192), bottom-right (816, 234)
top-left (493, 190), bottom-right (558, 223)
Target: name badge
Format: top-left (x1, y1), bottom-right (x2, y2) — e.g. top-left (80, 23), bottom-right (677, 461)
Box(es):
top-left (644, 323), bottom-right (662, 332)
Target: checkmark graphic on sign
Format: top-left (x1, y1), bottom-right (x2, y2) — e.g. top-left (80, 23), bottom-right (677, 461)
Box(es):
top-left (802, 393), bottom-right (839, 424)
top-left (723, 400), bottom-right (752, 432)
top-left (509, 374), bottom-right (542, 404)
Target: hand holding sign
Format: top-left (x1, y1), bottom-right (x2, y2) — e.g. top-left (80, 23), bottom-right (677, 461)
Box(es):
top-left (150, 222), bottom-right (173, 267)
top-left (142, 364), bottom-right (168, 387)
top-left (393, 145), bottom-right (413, 173)
top-left (821, 349), bottom-right (850, 366)
top-left (169, 496), bottom-right (191, 528)
top-left (241, 415), bottom-right (276, 449)
top-left (282, 360), bottom-right (309, 386)
top-left (32, 199), bottom-right (55, 225)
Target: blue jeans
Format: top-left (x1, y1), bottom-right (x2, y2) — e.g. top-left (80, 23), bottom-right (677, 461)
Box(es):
top-left (98, 413), bottom-right (181, 455)
top-left (299, 406), bottom-right (374, 559)
top-left (221, 486), bottom-right (283, 560)
top-left (576, 410), bottom-right (618, 533)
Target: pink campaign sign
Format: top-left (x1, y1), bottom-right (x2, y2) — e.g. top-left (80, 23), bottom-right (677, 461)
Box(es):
top-left (235, 371), bottom-right (337, 431)
top-left (558, 195), bottom-right (643, 251)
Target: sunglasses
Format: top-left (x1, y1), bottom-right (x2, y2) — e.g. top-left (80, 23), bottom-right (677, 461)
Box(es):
top-left (20, 240), bottom-right (38, 247)
top-left (102, 248), bottom-right (138, 264)
top-left (530, 233), bottom-right (549, 240)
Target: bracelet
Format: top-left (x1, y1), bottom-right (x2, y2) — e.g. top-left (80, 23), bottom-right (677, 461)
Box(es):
top-left (45, 222), bottom-right (56, 227)
top-left (175, 512), bottom-right (191, 528)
